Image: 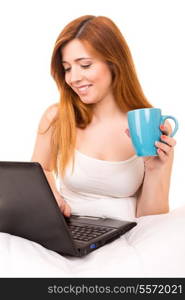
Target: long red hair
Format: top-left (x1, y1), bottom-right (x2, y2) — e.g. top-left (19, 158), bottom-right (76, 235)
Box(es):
top-left (49, 15), bottom-right (153, 177)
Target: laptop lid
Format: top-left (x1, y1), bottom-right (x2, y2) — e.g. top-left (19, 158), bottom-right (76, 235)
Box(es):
top-left (0, 161), bottom-right (78, 256)
top-left (0, 161), bottom-right (137, 257)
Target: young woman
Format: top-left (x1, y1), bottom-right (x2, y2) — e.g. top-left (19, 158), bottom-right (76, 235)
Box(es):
top-left (0, 14), bottom-right (183, 278)
top-left (31, 15), bottom-right (176, 220)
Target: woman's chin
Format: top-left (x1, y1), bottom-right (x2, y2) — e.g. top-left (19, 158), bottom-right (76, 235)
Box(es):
top-left (79, 97), bottom-right (97, 104)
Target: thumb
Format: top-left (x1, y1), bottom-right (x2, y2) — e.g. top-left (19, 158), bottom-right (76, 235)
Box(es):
top-left (143, 156), bottom-right (153, 163)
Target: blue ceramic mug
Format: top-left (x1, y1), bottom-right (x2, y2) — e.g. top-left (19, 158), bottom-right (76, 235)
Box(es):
top-left (127, 108), bottom-right (179, 156)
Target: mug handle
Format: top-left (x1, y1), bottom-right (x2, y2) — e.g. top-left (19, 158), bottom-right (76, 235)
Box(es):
top-left (161, 115), bottom-right (179, 137)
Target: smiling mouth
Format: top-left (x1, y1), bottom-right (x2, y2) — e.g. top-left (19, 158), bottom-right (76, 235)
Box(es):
top-left (76, 85), bottom-right (92, 94)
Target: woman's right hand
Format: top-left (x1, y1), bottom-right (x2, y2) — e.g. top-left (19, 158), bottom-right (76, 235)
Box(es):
top-left (53, 191), bottom-right (71, 217)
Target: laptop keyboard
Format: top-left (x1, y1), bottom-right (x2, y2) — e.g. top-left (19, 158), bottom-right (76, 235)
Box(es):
top-left (68, 224), bottom-right (113, 242)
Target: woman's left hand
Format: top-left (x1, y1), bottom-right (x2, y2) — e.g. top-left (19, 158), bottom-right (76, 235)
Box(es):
top-left (143, 124), bottom-right (176, 171)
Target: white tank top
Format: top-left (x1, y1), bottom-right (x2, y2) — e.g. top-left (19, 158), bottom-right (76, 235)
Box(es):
top-left (58, 149), bottom-right (145, 220)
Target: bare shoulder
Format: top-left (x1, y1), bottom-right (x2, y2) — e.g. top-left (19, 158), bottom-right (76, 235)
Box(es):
top-left (38, 103), bottom-right (59, 132)
top-left (44, 103), bottom-right (59, 122)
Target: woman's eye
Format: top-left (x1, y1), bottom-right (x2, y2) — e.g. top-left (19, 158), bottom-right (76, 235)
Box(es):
top-left (64, 68), bottom-right (71, 72)
top-left (81, 64), bottom-right (91, 69)
top-left (63, 64), bottom-right (91, 72)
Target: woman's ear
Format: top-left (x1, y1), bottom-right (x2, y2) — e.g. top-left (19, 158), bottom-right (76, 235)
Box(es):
top-left (125, 128), bottom-right (130, 138)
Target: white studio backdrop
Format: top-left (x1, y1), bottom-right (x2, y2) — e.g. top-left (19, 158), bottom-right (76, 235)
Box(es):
top-left (0, 0), bottom-right (184, 210)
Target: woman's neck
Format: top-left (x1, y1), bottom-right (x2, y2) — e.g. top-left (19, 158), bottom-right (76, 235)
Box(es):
top-left (91, 94), bottom-right (124, 123)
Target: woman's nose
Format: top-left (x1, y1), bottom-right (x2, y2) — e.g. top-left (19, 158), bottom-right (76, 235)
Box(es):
top-left (69, 67), bottom-right (83, 84)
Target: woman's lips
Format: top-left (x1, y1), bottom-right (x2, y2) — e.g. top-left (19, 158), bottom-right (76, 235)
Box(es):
top-left (76, 84), bottom-right (92, 95)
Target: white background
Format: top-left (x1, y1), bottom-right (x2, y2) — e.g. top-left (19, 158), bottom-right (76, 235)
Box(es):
top-left (0, 0), bottom-right (184, 209)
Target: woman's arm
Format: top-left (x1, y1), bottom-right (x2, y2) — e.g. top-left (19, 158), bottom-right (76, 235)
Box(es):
top-left (43, 169), bottom-right (71, 217)
top-left (136, 122), bottom-right (176, 217)
top-left (136, 150), bottom-right (174, 217)
top-left (31, 104), bottom-right (71, 217)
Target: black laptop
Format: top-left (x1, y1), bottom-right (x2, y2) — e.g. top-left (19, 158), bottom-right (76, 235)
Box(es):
top-left (0, 161), bottom-right (137, 257)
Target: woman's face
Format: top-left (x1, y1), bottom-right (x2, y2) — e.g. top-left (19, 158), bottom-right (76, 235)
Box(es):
top-left (61, 39), bottom-right (113, 104)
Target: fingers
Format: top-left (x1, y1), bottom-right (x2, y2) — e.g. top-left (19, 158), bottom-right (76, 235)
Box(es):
top-left (160, 135), bottom-right (176, 147)
top-left (157, 123), bottom-right (176, 155)
top-left (160, 124), bottom-right (169, 135)
top-left (155, 135), bottom-right (176, 161)
top-left (55, 196), bottom-right (71, 217)
top-left (155, 140), bottom-right (171, 154)
top-left (59, 201), bottom-right (71, 217)
top-left (63, 202), bottom-right (71, 217)
top-left (157, 147), bottom-right (167, 162)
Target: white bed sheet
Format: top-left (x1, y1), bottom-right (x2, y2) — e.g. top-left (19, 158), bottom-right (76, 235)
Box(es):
top-left (0, 204), bottom-right (185, 278)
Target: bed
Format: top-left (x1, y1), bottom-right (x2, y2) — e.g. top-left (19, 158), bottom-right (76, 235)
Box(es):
top-left (0, 202), bottom-right (185, 278)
